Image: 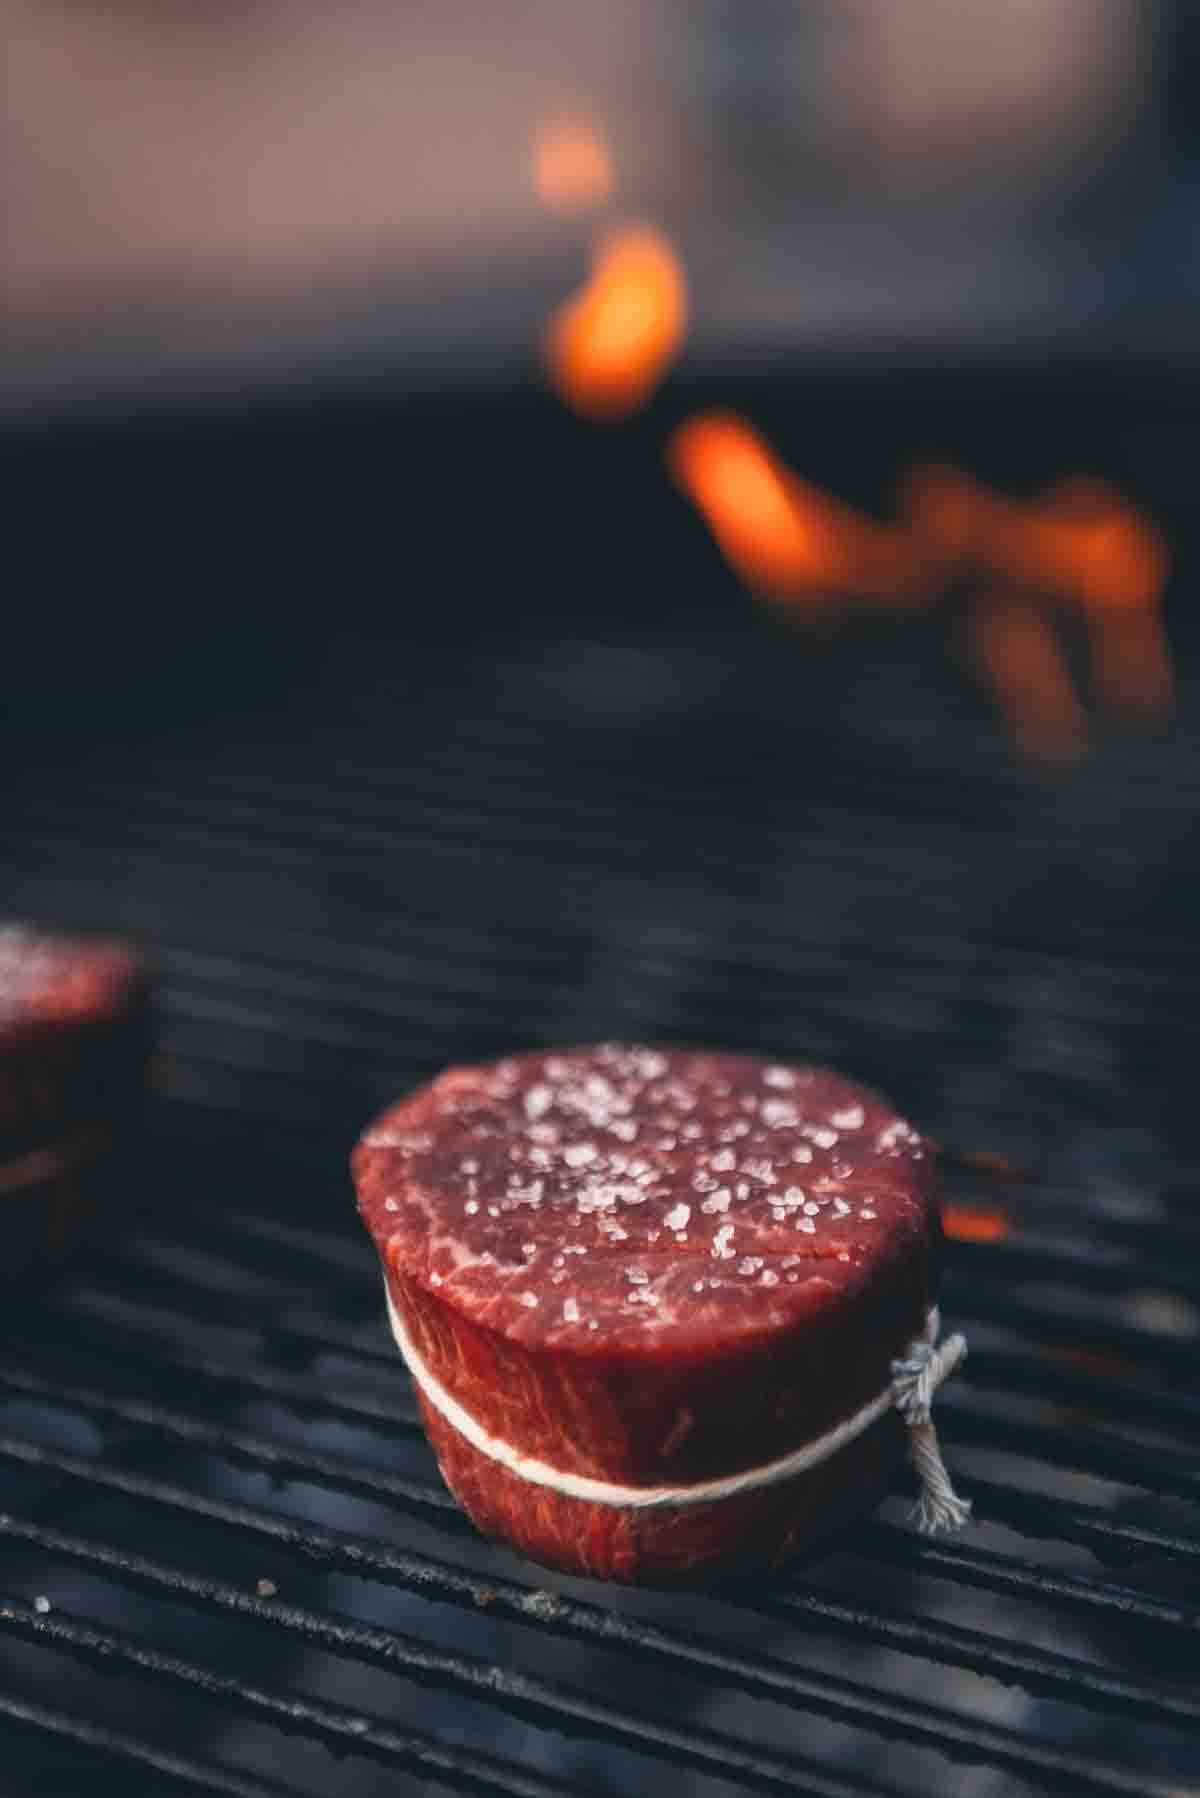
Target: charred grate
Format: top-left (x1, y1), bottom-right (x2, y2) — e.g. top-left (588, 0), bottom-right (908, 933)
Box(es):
top-left (1, 618), bottom-right (1198, 1798)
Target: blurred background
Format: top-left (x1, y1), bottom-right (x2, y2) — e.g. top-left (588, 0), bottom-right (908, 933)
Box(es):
top-left (2, 7), bottom-right (1200, 1798)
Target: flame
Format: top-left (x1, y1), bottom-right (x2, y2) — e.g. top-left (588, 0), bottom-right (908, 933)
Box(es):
top-left (971, 590), bottom-right (1088, 764)
top-left (667, 414), bottom-right (925, 603)
top-left (903, 465), bottom-right (1170, 616)
top-left (543, 226), bottom-right (687, 420)
top-left (941, 1203), bottom-right (1011, 1243)
top-left (1046, 477), bottom-right (1174, 724)
top-left (533, 116), bottom-right (615, 214)
top-left (671, 419), bottom-right (1169, 753)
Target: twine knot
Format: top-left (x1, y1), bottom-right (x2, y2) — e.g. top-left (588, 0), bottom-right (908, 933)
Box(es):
top-left (890, 1309), bottom-right (972, 1534)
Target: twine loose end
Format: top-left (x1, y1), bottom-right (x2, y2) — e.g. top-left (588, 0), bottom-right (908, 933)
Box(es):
top-left (891, 1318), bottom-right (972, 1535)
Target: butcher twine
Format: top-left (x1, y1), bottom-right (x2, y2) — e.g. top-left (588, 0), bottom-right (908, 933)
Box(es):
top-left (385, 1286), bottom-right (971, 1535)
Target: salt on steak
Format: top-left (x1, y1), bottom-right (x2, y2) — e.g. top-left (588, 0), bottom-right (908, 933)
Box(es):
top-left (354, 1045), bottom-right (968, 1583)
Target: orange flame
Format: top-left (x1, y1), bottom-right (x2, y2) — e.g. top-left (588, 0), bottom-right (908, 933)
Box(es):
top-left (667, 413), bottom-right (925, 603)
top-left (941, 1203), bottom-right (1011, 1243)
top-left (533, 116), bottom-right (615, 215)
top-left (1046, 477), bottom-right (1174, 723)
top-left (543, 226), bottom-right (687, 420)
top-left (903, 465), bottom-right (1169, 615)
top-left (668, 414), bottom-right (1170, 755)
top-left (971, 590), bottom-right (1088, 764)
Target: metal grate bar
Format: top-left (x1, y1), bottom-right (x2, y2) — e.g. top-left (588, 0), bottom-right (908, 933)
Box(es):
top-left (960, 1348), bottom-right (1200, 1439)
top-left (14, 759), bottom-right (1200, 1033)
top-left (94, 1211), bottom-right (1198, 1501)
top-left (0, 1691), bottom-right (302, 1798)
top-left (855, 1522), bottom-right (1197, 1636)
top-left (2, 1300), bottom-right (1191, 1566)
top-left (0, 1515), bottom-right (1178, 1798)
top-left (32, 748), bottom-right (1200, 902)
top-left (729, 1580), bottom-right (1200, 1732)
top-left (59, 1259), bottom-right (1200, 1448)
top-left (22, 1290), bottom-right (1197, 1638)
top-left (17, 792), bottom-right (1200, 1049)
top-left (13, 1282), bottom-right (1200, 1547)
top-left (0, 1365), bottom-right (462, 1528)
top-left (930, 1390), bottom-right (1199, 1502)
top-left (0, 1603), bottom-right (605, 1798)
top-left (0, 1413), bottom-right (1194, 1737)
top-left (122, 1195), bottom-right (1199, 1388)
top-left (939, 1278), bottom-right (1198, 1377)
top-left (20, 859), bottom-right (1200, 1109)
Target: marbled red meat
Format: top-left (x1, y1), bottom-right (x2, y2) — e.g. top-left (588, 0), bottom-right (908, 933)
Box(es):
top-left (0, 924), bottom-right (150, 1148)
top-left (0, 925), bottom-right (150, 1280)
top-left (354, 1045), bottom-right (941, 1582)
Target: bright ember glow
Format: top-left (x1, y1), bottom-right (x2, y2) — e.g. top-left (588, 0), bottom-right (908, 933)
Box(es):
top-left (668, 414), bottom-right (923, 603)
top-left (543, 225), bottom-right (687, 420)
top-left (941, 1204), bottom-right (1010, 1244)
top-left (970, 590), bottom-right (1088, 764)
top-left (533, 116), bottom-right (615, 214)
top-left (669, 416), bottom-right (1171, 760)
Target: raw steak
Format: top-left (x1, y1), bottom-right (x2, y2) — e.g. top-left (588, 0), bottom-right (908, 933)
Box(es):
top-left (354, 1045), bottom-right (942, 1582)
top-left (0, 924), bottom-right (150, 1148)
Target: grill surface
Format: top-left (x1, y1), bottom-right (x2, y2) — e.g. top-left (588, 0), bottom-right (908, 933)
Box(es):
top-left (3, 499), bottom-right (1200, 1793)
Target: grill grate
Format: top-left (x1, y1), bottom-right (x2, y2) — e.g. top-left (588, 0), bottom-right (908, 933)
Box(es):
top-left (2, 617), bottom-right (1198, 1798)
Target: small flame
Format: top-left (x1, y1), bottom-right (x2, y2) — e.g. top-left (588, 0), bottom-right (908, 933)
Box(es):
top-left (667, 413), bottom-right (924, 603)
top-left (1046, 477), bottom-right (1174, 724)
top-left (941, 1203), bottom-right (1011, 1244)
top-left (903, 465), bottom-right (1169, 616)
top-left (543, 225), bottom-right (687, 420)
top-left (533, 115), bottom-right (616, 215)
top-left (971, 589), bottom-right (1088, 764)
top-left (671, 419), bottom-right (1170, 757)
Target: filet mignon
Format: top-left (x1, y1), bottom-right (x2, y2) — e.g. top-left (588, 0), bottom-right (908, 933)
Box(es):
top-left (355, 1045), bottom-right (946, 1583)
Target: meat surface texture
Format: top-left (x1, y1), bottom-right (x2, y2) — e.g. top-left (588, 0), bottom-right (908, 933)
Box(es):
top-left (354, 1044), bottom-right (941, 1582)
top-left (0, 924), bottom-right (150, 1146)
top-left (0, 924), bottom-right (151, 1279)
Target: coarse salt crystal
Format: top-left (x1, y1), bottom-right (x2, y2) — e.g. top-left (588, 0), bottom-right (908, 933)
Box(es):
top-left (564, 1142), bottom-right (598, 1168)
top-left (520, 1291), bottom-right (539, 1308)
top-left (663, 1202), bottom-right (690, 1232)
top-left (700, 1189), bottom-right (732, 1214)
top-left (563, 1297), bottom-right (581, 1323)
top-left (524, 1085), bottom-right (553, 1120)
top-left (712, 1224), bottom-right (736, 1259)
top-left (764, 1067), bottom-right (795, 1087)
top-left (831, 1105), bottom-right (865, 1130)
